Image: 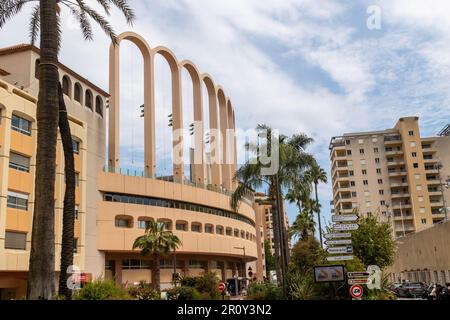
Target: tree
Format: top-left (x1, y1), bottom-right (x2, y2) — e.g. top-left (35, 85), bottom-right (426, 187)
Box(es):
top-left (290, 237), bottom-right (325, 273)
top-left (289, 209), bottom-right (315, 241)
top-left (352, 215), bottom-right (395, 269)
top-left (264, 240), bottom-right (276, 272)
top-left (231, 125), bottom-right (314, 296)
top-left (0, 0), bottom-right (134, 299)
top-left (133, 221), bottom-right (182, 291)
top-left (305, 161), bottom-right (327, 247)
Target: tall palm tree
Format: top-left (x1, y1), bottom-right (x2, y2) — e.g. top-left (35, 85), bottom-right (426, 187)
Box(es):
top-left (289, 210), bottom-right (315, 241)
top-left (0, 0), bottom-right (134, 299)
top-left (133, 221), bottom-right (182, 291)
top-left (231, 125), bottom-right (314, 296)
top-left (305, 162), bottom-right (328, 248)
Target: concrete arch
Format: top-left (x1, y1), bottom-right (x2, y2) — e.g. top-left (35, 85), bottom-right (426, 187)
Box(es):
top-left (109, 31), bottom-right (155, 176)
top-left (180, 60), bottom-right (204, 184)
top-left (152, 46), bottom-right (183, 181)
top-left (201, 74), bottom-right (221, 187)
top-left (217, 87), bottom-right (231, 191)
top-left (227, 100), bottom-right (237, 190)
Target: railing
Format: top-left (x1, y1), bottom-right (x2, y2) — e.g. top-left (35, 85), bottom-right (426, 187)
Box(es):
top-left (384, 135), bottom-right (401, 142)
top-left (102, 165), bottom-right (254, 204)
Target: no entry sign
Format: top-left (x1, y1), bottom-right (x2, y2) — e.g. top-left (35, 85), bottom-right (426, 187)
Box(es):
top-left (350, 285), bottom-right (364, 299)
top-left (218, 282), bottom-right (226, 292)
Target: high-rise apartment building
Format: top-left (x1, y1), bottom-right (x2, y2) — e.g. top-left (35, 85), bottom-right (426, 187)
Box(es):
top-left (330, 117), bottom-right (450, 239)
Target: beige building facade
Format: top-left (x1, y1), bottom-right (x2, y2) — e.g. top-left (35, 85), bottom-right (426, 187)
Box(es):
top-left (330, 117), bottom-right (450, 239)
top-left (0, 33), bottom-right (263, 298)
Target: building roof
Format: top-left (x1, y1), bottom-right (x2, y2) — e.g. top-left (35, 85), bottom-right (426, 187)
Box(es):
top-left (0, 44), bottom-right (109, 97)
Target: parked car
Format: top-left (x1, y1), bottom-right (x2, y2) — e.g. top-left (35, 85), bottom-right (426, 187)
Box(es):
top-left (395, 282), bottom-right (427, 298)
top-left (388, 283), bottom-right (403, 295)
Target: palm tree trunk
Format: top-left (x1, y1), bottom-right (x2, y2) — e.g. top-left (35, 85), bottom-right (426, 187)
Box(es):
top-left (154, 254), bottom-right (161, 291)
top-left (269, 179), bottom-right (282, 288)
top-left (315, 182), bottom-right (323, 247)
top-left (27, 0), bottom-right (59, 300)
top-left (57, 84), bottom-right (75, 300)
top-left (275, 175), bottom-right (289, 297)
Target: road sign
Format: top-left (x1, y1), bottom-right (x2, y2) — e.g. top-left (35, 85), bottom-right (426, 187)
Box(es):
top-left (332, 214), bottom-right (359, 222)
top-left (350, 285), bottom-right (364, 299)
top-left (327, 245), bottom-right (353, 254)
top-left (348, 271), bottom-right (370, 278)
top-left (333, 223), bottom-right (359, 231)
top-left (348, 278), bottom-right (370, 285)
top-left (218, 282), bottom-right (226, 292)
top-left (324, 232), bottom-right (352, 239)
top-left (325, 239), bottom-right (352, 246)
top-left (326, 255), bottom-right (353, 261)
top-left (313, 265), bottom-right (345, 283)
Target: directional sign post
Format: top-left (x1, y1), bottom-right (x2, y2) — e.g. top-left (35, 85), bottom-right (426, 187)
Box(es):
top-left (332, 214), bottom-right (359, 222)
top-left (333, 223), bottom-right (359, 231)
top-left (325, 239), bottom-right (352, 246)
top-left (326, 255), bottom-right (354, 262)
top-left (348, 272), bottom-right (370, 278)
top-left (324, 232), bottom-right (352, 239)
top-left (327, 245), bottom-right (353, 254)
top-left (348, 278), bottom-right (371, 285)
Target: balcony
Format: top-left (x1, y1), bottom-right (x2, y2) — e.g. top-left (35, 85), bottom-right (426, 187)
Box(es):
top-left (428, 189), bottom-right (442, 197)
top-left (385, 150), bottom-right (404, 156)
top-left (388, 170), bottom-right (407, 177)
top-left (390, 181), bottom-right (409, 188)
top-left (391, 192), bottom-right (410, 199)
top-left (427, 179), bottom-right (441, 186)
top-left (393, 214), bottom-right (414, 221)
top-left (430, 201), bottom-right (444, 208)
top-left (387, 160), bottom-right (405, 167)
top-left (392, 203), bottom-right (412, 210)
top-left (384, 135), bottom-right (402, 145)
top-left (423, 157), bottom-right (438, 164)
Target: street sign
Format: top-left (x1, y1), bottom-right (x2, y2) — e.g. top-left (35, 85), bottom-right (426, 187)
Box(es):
top-left (218, 282), bottom-right (226, 292)
top-left (333, 223), bottom-right (359, 231)
top-left (348, 278), bottom-right (371, 285)
top-left (327, 245), bottom-right (353, 254)
top-left (348, 271), bottom-right (370, 278)
top-left (325, 239), bottom-right (352, 246)
top-left (332, 214), bottom-right (359, 222)
top-left (326, 255), bottom-right (354, 261)
top-left (350, 285), bottom-right (364, 299)
top-left (313, 265), bottom-right (345, 283)
top-left (324, 232), bottom-right (352, 239)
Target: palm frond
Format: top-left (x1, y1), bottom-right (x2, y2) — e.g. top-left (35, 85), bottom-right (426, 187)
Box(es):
top-left (0, 0), bottom-right (28, 28)
top-left (28, 4), bottom-right (39, 46)
top-left (108, 0), bottom-right (135, 24)
top-left (96, 0), bottom-right (111, 15)
top-left (76, 0), bottom-right (116, 44)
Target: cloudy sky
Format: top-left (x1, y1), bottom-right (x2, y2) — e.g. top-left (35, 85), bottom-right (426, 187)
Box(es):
top-left (1, 0), bottom-right (450, 231)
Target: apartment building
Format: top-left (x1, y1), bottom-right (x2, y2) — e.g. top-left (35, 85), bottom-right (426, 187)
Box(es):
top-left (330, 117), bottom-right (450, 239)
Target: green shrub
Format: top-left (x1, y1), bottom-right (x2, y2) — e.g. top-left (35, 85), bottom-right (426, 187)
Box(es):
top-left (287, 271), bottom-right (319, 300)
top-left (128, 281), bottom-right (161, 300)
top-left (246, 282), bottom-right (282, 300)
top-left (178, 272), bottom-right (220, 300)
top-left (73, 280), bottom-right (130, 300)
top-left (166, 286), bottom-right (201, 300)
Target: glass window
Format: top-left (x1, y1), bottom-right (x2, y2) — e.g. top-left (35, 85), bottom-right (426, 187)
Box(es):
top-left (137, 220), bottom-right (150, 229)
top-left (11, 114), bottom-right (31, 135)
top-left (73, 238), bottom-right (78, 253)
top-left (72, 139), bottom-right (80, 154)
top-left (9, 152), bottom-right (30, 172)
top-left (75, 204), bottom-right (79, 220)
top-left (191, 223), bottom-right (201, 232)
top-left (5, 231), bottom-right (26, 250)
top-left (176, 222), bottom-right (187, 231)
top-left (115, 217), bottom-right (131, 228)
top-left (216, 226), bottom-right (224, 234)
top-left (7, 191), bottom-right (29, 210)
top-left (226, 228), bottom-right (232, 236)
top-left (104, 194), bottom-right (113, 201)
top-left (205, 225), bottom-right (214, 234)
top-left (74, 83), bottom-right (82, 103)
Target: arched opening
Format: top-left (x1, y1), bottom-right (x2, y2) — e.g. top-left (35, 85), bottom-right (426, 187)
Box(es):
top-left (85, 89), bottom-right (93, 110)
top-left (62, 75), bottom-right (71, 97)
top-left (34, 59), bottom-right (40, 79)
top-left (175, 220), bottom-right (188, 231)
top-left (137, 216), bottom-right (154, 229)
top-left (218, 89), bottom-right (231, 190)
top-left (204, 223), bottom-right (214, 234)
top-left (225, 227), bottom-right (232, 236)
top-left (215, 225), bottom-right (224, 235)
top-left (95, 96), bottom-right (103, 116)
top-left (115, 215), bottom-right (133, 228)
top-left (191, 222), bottom-right (202, 233)
top-left (181, 67), bottom-right (194, 184)
top-left (157, 218), bottom-right (172, 230)
top-left (74, 82), bottom-right (82, 104)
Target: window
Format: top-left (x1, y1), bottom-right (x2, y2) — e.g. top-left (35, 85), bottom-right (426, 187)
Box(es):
top-left (412, 152), bottom-right (417, 157)
top-left (360, 159), bottom-right (366, 165)
top-left (350, 181), bottom-right (355, 187)
top-left (240, 230), bottom-right (245, 238)
top-left (72, 139), bottom-right (80, 154)
top-left (420, 207), bottom-right (426, 213)
top-left (7, 191), bottom-right (28, 210)
top-left (226, 228), bottom-right (232, 236)
top-left (380, 200), bottom-right (386, 206)
top-left (348, 160), bottom-right (353, 166)
top-left (378, 179), bottom-right (383, 184)
top-left (75, 204), bottom-right (79, 220)
top-left (62, 76), bottom-right (71, 96)
top-left (346, 139), bottom-right (351, 145)
top-left (85, 90), bottom-right (93, 110)
top-left (413, 163), bottom-right (418, 168)
top-left (189, 260), bottom-right (204, 268)
top-left (122, 259), bottom-right (150, 270)
top-left (11, 114), bottom-right (31, 135)
top-left (35, 59), bottom-right (40, 79)
top-left (415, 174), bottom-right (420, 180)
top-left (205, 224), bottom-right (214, 234)
top-left (410, 141), bottom-right (416, 147)
top-left (74, 83), bottom-right (82, 103)
top-left (358, 139), bottom-right (364, 144)
top-left (351, 191), bottom-right (357, 197)
top-left (362, 169), bottom-right (367, 175)
top-left (347, 150), bottom-right (352, 155)
top-left (374, 147), bottom-right (379, 153)
top-left (73, 238), bottom-right (78, 253)
top-left (137, 219), bottom-right (151, 229)
top-left (349, 170), bottom-right (354, 176)
top-left (234, 229), bottom-right (239, 237)
top-left (115, 216), bottom-right (132, 228)
top-left (409, 130), bottom-right (414, 136)
top-left (176, 221), bottom-right (187, 231)
top-left (376, 168), bottom-right (381, 174)
top-left (421, 218), bottom-right (427, 224)
top-left (9, 152), bottom-right (30, 172)
top-left (363, 180), bottom-right (368, 185)
top-left (364, 190), bottom-right (370, 196)
top-left (359, 149), bottom-right (365, 154)
top-left (95, 96), bottom-right (103, 116)
top-left (379, 190), bottom-right (384, 195)
top-left (191, 223), bottom-right (201, 233)
top-left (75, 172), bottom-right (80, 187)
top-left (216, 226), bottom-right (224, 234)
top-left (5, 231), bottom-right (26, 250)
top-left (375, 158), bottom-right (380, 164)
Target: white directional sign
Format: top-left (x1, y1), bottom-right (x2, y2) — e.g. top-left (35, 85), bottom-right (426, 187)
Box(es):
top-left (348, 278), bottom-right (371, 285)
top-left (324, 232), bottom-right (352, 239)
top-left (327, 255), bottom-right (354, 262)
top-left (327, 246), bottom-right (353, 254)
top-left (325, 239), bottom-right (352, 246)
top-left (332, 214), bottom-right (359, 222)
top-left (333, 223), bottom-right (359, 231)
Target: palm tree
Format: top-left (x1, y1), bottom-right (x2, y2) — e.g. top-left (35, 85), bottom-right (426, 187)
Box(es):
top-left (231, 125), bottom-right (314, 296)
top-left (305, 162), bottom-right (328, 248)
top-left (133, 221), bottom-right (182, 291)
top-left (289, 210), bottom-right (315, 241)
top-left (0, 0), bottom-right (134, 299)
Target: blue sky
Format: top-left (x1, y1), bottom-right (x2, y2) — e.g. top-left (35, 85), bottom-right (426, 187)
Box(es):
top-left (1, 0), bottom-right (450, 235)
